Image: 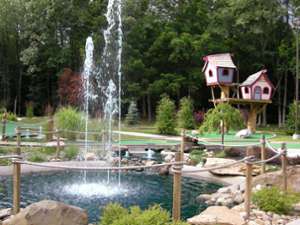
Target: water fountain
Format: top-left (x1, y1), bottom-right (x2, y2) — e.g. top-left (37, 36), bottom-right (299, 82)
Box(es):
top-left (81, 0), bottom-right (123, 162)
top-left (82, 36), bottom-right (94, 160)
top-left (146, 149), bottom-right (155, 160)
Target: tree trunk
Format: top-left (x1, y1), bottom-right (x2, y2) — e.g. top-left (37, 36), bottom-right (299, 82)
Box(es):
top-left (262, 107), bottom-right (267, 126)
top-left (278, 79), bottom-right (282, 127)
top-left (257, 113), bottom-right (261, 126)
top-left (142, 95), bottom-right (147, 119)
top-left (147, 92), bottom-right (152, 122)
top-left (282, 70), bottom-right (288, 125)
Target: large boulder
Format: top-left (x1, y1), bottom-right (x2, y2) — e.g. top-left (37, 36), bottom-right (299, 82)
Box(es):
top-left (204, 158), bottom-right (260, 176)
top-left (235, 129), bottom-right (252, 138)
top-left (287, 219), bottom-right (300, 225)
top-left (3, 200), bottom-right (88, 225)
top-left (187, 206), bottom-right (244, 225)
top-left (253, 166), bottom-right (300, 192)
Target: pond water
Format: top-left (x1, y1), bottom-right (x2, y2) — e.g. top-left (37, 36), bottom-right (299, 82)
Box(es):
top-left (0, 171), bottom-right (221, 223)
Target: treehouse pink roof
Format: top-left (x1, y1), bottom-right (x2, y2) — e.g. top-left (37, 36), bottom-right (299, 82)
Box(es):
top-left (240, 69), bottom-right (274, 101)
top-left (202, 53), bottom-right (236, 86)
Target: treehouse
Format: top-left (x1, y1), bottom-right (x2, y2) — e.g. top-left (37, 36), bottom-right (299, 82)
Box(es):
top-left (202, 53), bottom-right (236, 98)
top-left (202, 53), bottom-right (274, 133)
top-left (240, 69), bottom-right (274, 101)
top-left (202, 53), bottom-right (236, 86)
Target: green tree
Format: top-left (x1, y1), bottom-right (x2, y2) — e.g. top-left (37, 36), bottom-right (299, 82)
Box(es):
top-left (177, 97), bottom-right (195, 129)
top-left (199, 103), bottom-right (244, 133)
top-left (286, 101), bottom-right (300, 132)
top-left (125, 101), bottom-right (139, 125)
top-left (155, 96), bottom-right (176, 135)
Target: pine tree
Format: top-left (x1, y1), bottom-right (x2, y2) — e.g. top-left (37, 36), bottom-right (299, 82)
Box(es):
top-left (155, 96), bottom-right (176, 135)
top-left (177, 97), bottom-right (195, 130)
top-left (125, 101), bottom-right (139, 125)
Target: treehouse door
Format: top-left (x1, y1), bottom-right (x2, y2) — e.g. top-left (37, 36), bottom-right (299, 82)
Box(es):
top-left (253, 86), bottom-right (262, 100)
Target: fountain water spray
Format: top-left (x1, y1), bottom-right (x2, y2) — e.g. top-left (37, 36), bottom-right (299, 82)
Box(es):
top-left (81, 0), bottom-right (123, 184)
top-left (83, 37), bottom-right (94, 159)
top-left (96, 0), bottom-right (123, 184)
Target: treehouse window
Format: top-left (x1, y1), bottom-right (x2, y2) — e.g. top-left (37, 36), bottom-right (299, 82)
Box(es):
top-left (263, 87), bottom-right (269, 94)
top-left (209, 70), bottom-right (213, 77)
top-left (223, 69), bottom-right (229, 76)
top-left (245, 87), bottom-right (249, 94)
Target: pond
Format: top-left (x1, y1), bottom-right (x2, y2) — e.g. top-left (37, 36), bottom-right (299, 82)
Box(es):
top-left (0, 171), bottom-right (221, 223)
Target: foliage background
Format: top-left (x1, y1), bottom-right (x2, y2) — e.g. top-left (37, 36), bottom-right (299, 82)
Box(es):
top-left (0, 0), bottom-right (298, 127)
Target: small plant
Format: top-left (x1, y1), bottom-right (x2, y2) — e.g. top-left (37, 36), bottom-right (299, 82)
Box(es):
top-left (99, 203), bottom-right (189, 225)
top-left (214, 150), bottom-right (226, 158)
top-left (252, 187), bottom-right (300, 214)
top-left (189, 150), bottom-right (204, 165)
top-left (156, 96), bottom-right (176, 135)
top-left (0, 159), bottom-right (11, 166)
top-left (39, 147), bottom-right (56, 155)
top-left (7, 112), bottom-right (17, 121)
top-left (199, 103), bottom-right (244, 134)
top-left (125, 101), bottom-right (139, 125)
top-left (26, 102), bottom-right (34, 118)
top-left (54, 106), bottom-right (84, 140)
top-left (28, 153), bottom-right (47, 162)
top-left (0, 112), bottom-right (17, 121)
top-left (177, 97), bottom-right (195, 130)
top-left (64, 145), bottom-right (79, 160)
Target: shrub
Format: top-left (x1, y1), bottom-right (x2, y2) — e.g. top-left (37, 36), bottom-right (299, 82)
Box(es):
top-left (194, 110), bottom-right (205, 125)
top-left (214, 150), bottom-right (226, 158)
top-left (156, 96), bottom-right (176, 135)
top-left (54, 106), bottom-right (84, 140)
top-left (199, 103), bottom-right (243, 133)
top-left (26, 102), bottom-right (34, 118)
top-left (189, 150), bottom-right (204, 165)
top-left (7, 112), bottom-right (17, 121)
top-left (177, 97), bottom-right (195, 130)
top-left (99, 203), bottom-right (189, 225)
top-left (39, 147), bottom-right (56, 155)
top-left (125, 101), bottom-right (139, 125)
top-left (0, 112), bottom-right (17, 121)
top-left (28, 153), bottom-right (47, 162)
top-left (0, 159), bottom-right (11, 166)
top-left (64, 145), bottom-right (79, 160)
top-left (286, 101), bottom-right (300, 132)
top-left (252, 187), bottom-right (300, 214)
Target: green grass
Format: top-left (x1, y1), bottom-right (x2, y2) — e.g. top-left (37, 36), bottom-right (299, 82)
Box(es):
top-left (0, 159), bottom-right (12, 166)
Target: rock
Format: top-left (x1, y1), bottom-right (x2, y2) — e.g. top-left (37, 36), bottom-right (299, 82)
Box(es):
top-left (287, 219), bottom-right (300, 225)
top-left (253, 167), bottom-right (300, 192)
top-left (159, 165), bottom-right (170, 175)
top-left (217, 187), bottom-right (230, 194)
top-left (0, 208), bottom-right (11, 220)
top-left (145, 160), bottom-right (156, 166)
top-left (187, 206), bottom-right (244, 225)
top-left (197, 194), bottom-right (212, 202)
top-left (3, 200), bottom-right (88, 225)
top-left (235, 129), bottom-right (252, 138)
top-left (248, 221), bottom-right (259, 225)
top-left (84, 152), bottom-right (97, 161)
top-left (164, 154), bottom-right (174, 162)
top-left (121, 158), bottom-right (129, 164)
top-left (204, 158), bottom-right (246, 176)
top-left (233, 194), bottom-right (244, 204)
top-left (293, 202), bottom-right (300, 212)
